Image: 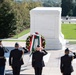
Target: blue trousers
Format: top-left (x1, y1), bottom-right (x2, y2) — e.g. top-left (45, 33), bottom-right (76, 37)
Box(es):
top-left (0, 66), bottom-right (5, 75)
top-left (12, 65), bottom-right (21, 75)
top-left (34, 67), bottom-right (42, 75)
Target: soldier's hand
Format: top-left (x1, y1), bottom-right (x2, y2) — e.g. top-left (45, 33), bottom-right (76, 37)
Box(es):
top-left (40, 47), bottom-right (43, 50)
top-left (10, 66), bottom-right (13, 69)
top-left (22, 50), bottom-right (24, 55)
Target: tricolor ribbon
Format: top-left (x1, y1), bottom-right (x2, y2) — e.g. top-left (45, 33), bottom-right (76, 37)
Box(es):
top-left (30, 33), bottom-right (41, 55)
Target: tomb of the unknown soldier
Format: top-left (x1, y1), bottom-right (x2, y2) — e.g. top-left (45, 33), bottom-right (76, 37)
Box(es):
top-left (30, 7), bottom-right (66, 50)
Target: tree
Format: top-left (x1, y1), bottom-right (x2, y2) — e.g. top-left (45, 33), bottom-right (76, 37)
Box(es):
top-left (15, 1), bottom-right (42, 29)
top-left (0, 0), bottom-right (42, 38)
top-left (73, 1), bottom-right (76, 16)
top-left (0, 0), bottom-right (4, 3)
top-left (0, 0), bottom-right (22, 38)
top-left (61, 0), bottom-right (73, 16)
top-left (73, 5), bottom-right (76, 16)
top-left (43, 1), bottom-right (61, 7)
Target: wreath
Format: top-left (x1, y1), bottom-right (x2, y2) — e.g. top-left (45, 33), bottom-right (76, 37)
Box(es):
top-left (26, 32), bottom-right (46, 51)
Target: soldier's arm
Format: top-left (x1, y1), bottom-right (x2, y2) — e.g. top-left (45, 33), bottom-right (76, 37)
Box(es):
top-left (42, 49), bottom-right (48, 55)
top-left (3, 47), bottom-right (9, 53)
top-left (1, 43), bottom-right (9, 53)
top-left (21, 50), bottom-right (24, 55)
top-left (72, 52), bottom-right (76, 59)
top-left (41, 48), bottom-right (48, 55)
top-left (60, 57), bottom-right (64, 73)
top-left (19, 45), bottom-right (28, 53)
top-left (69, 50), bottom-right (76, 59)
top-left (23, 47), bottom-right (28, 53)
top-left (9, 51), bottom-right (12, 66)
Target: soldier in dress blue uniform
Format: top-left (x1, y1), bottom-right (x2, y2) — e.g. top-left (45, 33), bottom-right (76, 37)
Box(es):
top-left (9, 43), bottom-right (28, 75)
top-left (60, 48), bottom-right (76, 75)
top-left (0, 40), bottom-right (9, 75)
top-left (32, 45), bottom-right (47, 75)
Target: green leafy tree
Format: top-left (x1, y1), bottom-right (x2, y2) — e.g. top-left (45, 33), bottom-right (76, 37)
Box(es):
top-left (0, 0), bottom-right (42, 38)
top-left (73, 2), bottom-right (76, 16)
top-left (15, 1), bottom-right (42, 29)
top-left (73, 6), bottom-right (76, 16)
top-left (0, 0), bottom-right (23, 38)
top-left (42, 1), bottom-right (61, 7)
top-left (61, 0), bottom-right (73, 16)
top-left (0, 0), bottom-right (4, 3)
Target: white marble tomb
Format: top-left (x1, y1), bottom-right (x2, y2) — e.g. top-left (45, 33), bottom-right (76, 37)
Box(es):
top-left (30, 7), bottom-right (66, 50)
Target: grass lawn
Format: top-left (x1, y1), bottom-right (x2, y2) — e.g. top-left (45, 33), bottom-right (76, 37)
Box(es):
top-left (2, 39), bottom-right (25, 42)
top-left (12, 28), bottom-right (30, 39)
top-left (2, 28), bottom-right (30, 42)
top-left (62, 24), bottom-right (76, 39)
